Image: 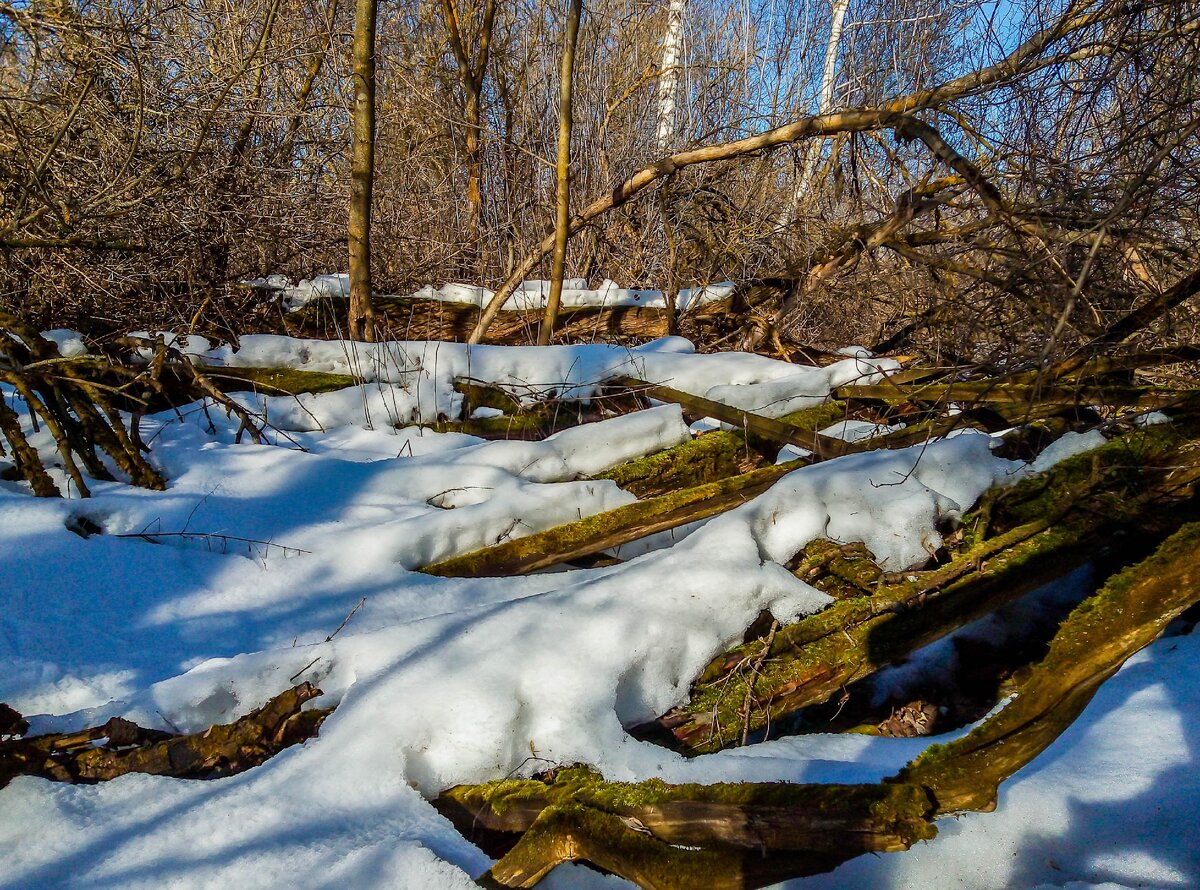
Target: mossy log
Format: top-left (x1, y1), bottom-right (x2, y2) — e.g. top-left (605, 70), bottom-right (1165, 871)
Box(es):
top-left (421, 398), bottom-right (969, 576)
top-left (645, 422), bottom-right (1200, 754)
top-left (834, 380), bottom-right (1192, 410)
top-left (438, 768), bottom-right (936, 889)
top-left (591, 402), bottom-right (851, 498)
top-left (0, 683), bottom-right (329, 788)
top-left (197, 365), bottom-right (357, 395)
top-left (615, 377), bottom-right (849, 457)
top-left (439, 522), bottom-right (1200, 888)
top-left (595, 430), bottom-right (753, 497)
top-left (898, 519), bottom-right (1200, 813)
top-left (422, 458), bottom-right (808, 577)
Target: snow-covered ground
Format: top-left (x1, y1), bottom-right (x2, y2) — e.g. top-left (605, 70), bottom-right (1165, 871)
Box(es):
top-left (1, 335), bottom-right (1197, 889)
top-left (245, 273), bottom-right (735, 313)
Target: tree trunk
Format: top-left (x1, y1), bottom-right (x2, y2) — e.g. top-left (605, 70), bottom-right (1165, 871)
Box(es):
top-left (655, 0), bottom-right (686, 153)
top-left (437, 0), bottom-right (498, 275)
top-left (538, 0), bottom-right (584, 345)
top-left (348, 0), bottom-right (378, 342)
top-left (465, 85), bottom-right (484, 266)
top-left (784, 0), bottom-right (850, 220)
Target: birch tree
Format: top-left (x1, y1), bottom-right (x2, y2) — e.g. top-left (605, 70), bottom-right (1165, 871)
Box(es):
top-left (783, 0), bottom-right (850, 222)
top-left (655, 0), bottom-right (686, 153)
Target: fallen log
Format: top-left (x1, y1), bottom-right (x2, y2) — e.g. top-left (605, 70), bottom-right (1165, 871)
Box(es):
top-left (594, 429), bottom-right (756, 498)
top-left (438, 521), bottom-right (1200, 888)
top-left (0, 683), bottom-right (329, 788)
top-left (898, 519), bottom-right (1200, 813)
top-left (437, 769), bottom-right (937, 889)
top-left (614, 377), bottom-right (849, 458)
top-left (421, 457), bottom-right (808, 577)
top-left (834, 380), bottom-right (1193, 410)
top-left (418, 393), bottom-right (1108, 579)
top-left (197, 365), bottom-right (357, 395)
top-left (643, 421), bottom-right (1200, 754)
top-left (594, 401), bottom-right (846, 498)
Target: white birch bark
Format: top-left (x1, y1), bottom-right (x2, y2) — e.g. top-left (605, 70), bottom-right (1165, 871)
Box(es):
top-left (781, 0), bottom-right (851, 224)
top-left (656, 0), bottom-right (687, 154)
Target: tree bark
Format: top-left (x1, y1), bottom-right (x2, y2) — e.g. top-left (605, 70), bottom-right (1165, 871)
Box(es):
top-left (538, 0), bottom-right (584, 345)
top-left (348, 0), bottom-right (378, 342)
top-left (655, 0), bottom-right (686, 153)
top-left (783, 0), bottom-right (850, 220)
top-left (438, 0), bottom-right (498, 272)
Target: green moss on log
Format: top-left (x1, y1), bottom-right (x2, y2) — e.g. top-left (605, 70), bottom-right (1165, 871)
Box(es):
top-left (594, 431), bottom-right (747, 497)
top-left (994, 422), bottom-right (1184, 527)
top-left (421, 414), bottom-right (549, 438)
top-left (457, 381), bottom-right (527, 414)
top-left (777, 400), bottom-right (850, 433)
top-left (440, 765), bottom-right (937, 859)
top-left (662, 420), bottom-right (1200, 754)
top-left (422, 459), bottom-right (805, 577)
top-left (897, 520), bottom-right (1200, 813)
top-left (201, 365), bottom-right (356, 395)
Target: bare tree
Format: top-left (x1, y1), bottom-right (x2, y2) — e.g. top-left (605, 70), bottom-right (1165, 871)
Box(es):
top-left (539, 0), bottom-right (585, 344)
top-left (349, 0), bottom-right (379, 341)
top-left (786, 0), bottom-right (850, 217)
top-left (436, 0), bottom-right (499, 271)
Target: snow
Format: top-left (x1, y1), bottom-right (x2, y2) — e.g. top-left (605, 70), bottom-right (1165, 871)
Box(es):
top-left (2, 336), bottom-right (1196, 889)
top-left (189, 334), bottom-right (896, 427)
top-left (253, 274), bottom-right (735, 313)
top-left (1030, 428), bottom-right (1109, 473)
top-left (783, 625), bottom-right (1200, 890)
top-left (817, 418), bottom-right (905, 443)
top-left (40, 329), bottom-right (88, 357)
top-left (244, 273), bottom-right (350, 311)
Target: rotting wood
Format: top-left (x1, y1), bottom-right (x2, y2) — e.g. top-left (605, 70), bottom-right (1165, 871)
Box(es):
top-left (643, 421), bottom-right (1200, 754)
top-left (418, 396), bottom-right (1111, 578)
top-left (438, 768), bottom-right (936, 889)
top-left (0, 683), bottom-right (330, 789)
top-left (438, 521), bottom-right (1200, 889)
top-left (834, 380), bottom-right (1193, 409)
top-left (614, 376), bottom-right (848, 457)
top-left (421, 458), bottom-right (808, 577)
top-left (592, 402), bottom-right (851, 498)
top-left (898, 519), bottom-right (1200, 814)
top-left (198, 365), bottom-right (357, 396)
top-left (594, 430), bottom-right (754, 497)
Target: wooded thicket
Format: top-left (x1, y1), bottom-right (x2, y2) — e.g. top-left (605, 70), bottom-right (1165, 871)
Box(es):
top-left (2, 0), bottom-right (1197, 363)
